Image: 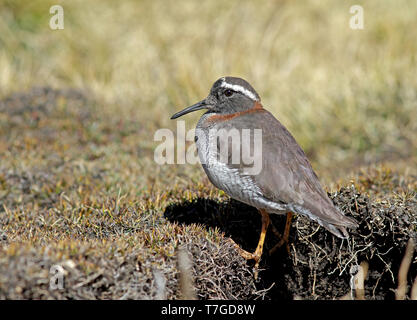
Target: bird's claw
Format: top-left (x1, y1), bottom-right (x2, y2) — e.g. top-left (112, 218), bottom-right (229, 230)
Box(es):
top-left (228, 238), bottom-right (262, 279)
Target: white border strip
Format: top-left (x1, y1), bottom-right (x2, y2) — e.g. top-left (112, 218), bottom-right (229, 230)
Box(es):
top-left (220, 80), bottom-right (259, 101)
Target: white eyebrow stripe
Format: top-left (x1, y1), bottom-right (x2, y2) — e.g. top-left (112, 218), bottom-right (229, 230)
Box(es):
top-left (220, 81), bottom-right (259, 101)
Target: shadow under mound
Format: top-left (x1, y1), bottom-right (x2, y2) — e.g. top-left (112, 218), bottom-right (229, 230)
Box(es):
top-left (165, 198), bottom-right (263, 245)
top-left (164, 187), bottom-right (417, 300)
top-left (164, 197), bottom-right (295, 300)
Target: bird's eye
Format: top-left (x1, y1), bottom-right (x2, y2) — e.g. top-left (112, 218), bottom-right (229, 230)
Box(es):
top-left (224, 89), bottom-right (233, 97)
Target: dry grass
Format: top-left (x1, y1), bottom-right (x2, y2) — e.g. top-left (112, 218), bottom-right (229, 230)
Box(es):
top-left (0, 1), bottom-right (416, 299)
top-left (1, 0), bottom-right (416, 176)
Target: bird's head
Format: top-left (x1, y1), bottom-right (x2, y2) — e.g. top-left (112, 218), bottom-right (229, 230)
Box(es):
top-left (171, 76), bottom-right (261, 119)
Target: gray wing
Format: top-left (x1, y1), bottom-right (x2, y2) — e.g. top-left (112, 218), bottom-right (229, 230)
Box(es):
top-left (231, 110), bottom-right (358, 238)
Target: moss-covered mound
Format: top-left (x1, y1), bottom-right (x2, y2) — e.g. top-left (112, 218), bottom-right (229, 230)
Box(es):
top-left (165, 172), bottom-right (416, 300)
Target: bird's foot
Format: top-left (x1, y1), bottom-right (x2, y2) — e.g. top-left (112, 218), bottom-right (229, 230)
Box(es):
top-left (228, 238), bottom-right (262, 279)
top-left (228, 238), bottom-right (259, 260)
top-left (269, 236), bottom-right (290, 255)
top-left (269, 212), bottom-right (293, 255)
top-left (228, 209), bottom-right (270, 280)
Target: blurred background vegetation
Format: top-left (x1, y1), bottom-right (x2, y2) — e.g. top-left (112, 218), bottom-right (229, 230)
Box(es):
top-left (0, 0), bottom-right (416, 299)
top-left (1, 0), bottom-right (416, 187)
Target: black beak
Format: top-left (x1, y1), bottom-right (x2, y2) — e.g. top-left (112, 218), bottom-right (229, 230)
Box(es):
top-left (171, 99), bottom-right (207, 119)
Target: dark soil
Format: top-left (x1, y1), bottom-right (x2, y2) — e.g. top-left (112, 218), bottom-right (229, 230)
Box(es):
top-left (164, 185), bottom-right (417, 300)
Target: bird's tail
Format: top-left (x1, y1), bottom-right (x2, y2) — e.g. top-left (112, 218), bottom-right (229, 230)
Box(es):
top-left (321, 215), bottom-right (358, 239)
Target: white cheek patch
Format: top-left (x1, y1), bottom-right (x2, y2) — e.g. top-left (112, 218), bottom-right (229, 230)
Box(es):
top-left (220, 81), bottom-right (259, 102)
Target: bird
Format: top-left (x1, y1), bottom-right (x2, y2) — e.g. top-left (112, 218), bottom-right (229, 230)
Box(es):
top-left (171, 76), bottom-right (358, 268)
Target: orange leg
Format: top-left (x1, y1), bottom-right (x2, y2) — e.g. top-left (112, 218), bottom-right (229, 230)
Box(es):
top-left (229, 209), bottom-right (270, 273)
top-left (253, 209), bottom-right (270, 264)
top-left (269, 212), bottom-right (293, 255)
